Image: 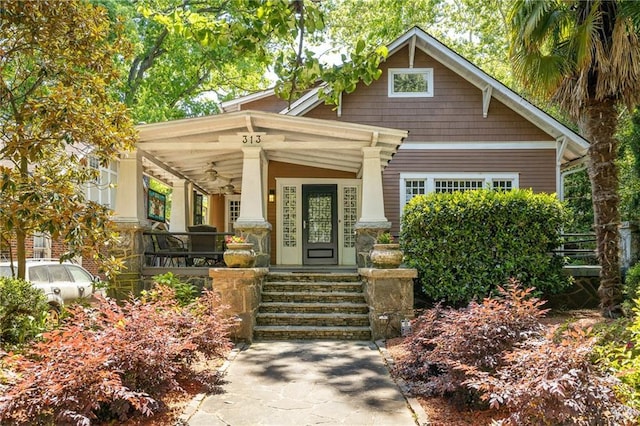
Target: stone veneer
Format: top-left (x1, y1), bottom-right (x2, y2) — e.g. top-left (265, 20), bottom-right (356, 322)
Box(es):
top-left (233, 222), bottom-right (272, 268)
top-left (110, 221), bottom-right (146, 297)
top-left (209, 267), bottom-right (269, 342)
top-left (354, 222), bottom-right (391, 268)
top-left (359, 268), bottom-right (417, 340)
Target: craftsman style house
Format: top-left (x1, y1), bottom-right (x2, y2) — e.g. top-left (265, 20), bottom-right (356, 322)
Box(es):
top-left (112, 27), bottom-right (588, 269)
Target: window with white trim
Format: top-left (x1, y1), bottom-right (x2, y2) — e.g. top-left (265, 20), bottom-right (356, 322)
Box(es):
top-left (86, 157), bottom-right (117, 209)
top-left (405, 179), bottom-right (426, 202)
top-left (389, 68), bottom-right (433, 97)
top-left (400, 173), bottom-right (519, 211)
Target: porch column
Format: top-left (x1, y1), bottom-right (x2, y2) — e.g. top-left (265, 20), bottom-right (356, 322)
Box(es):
top-left (114, 150), bottom-right (146, 225)
top-left (235, 146), bottom-right (272, 267)
top-left (112, 150), bottom-right (146, 297)
top-left (355, 147), bottom-right (391, 267)
top-left (170, 179), bottom-right (189, 232)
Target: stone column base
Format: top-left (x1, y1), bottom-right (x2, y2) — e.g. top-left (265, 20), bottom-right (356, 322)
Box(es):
top-left (354, 221), bottom-right (391, 268)
top-left (234, 221), bottom-right (272, 267)
top-left (210, 267), bottom-right (269, 342)
top-left (110, 220), bottom-right (148, 299)
top-left (359, 268), bottom-right (417, 340)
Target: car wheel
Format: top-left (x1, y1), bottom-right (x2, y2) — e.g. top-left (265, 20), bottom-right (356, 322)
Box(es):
top-left (47, 305), bottom-right (61, 326)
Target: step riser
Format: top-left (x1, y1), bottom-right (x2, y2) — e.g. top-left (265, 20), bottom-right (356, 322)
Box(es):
top-left (261, 293), bottom-right (365, 303)
top-left (266, 274), bottom-right (360, 283)
top-left (256, 317), bottom-right (370, 327)
top-left (255, 330), bottom-right (372, 340)
top-left (259, 305), bottom-right (369, 314)
top-left (257, 273), bottom-right (370, 341)
top-left (263, 283), bottom-right (363, 293)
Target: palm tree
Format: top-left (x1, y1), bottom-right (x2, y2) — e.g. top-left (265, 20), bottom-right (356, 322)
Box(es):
top-left (508, 0), bottom-right (640, 317)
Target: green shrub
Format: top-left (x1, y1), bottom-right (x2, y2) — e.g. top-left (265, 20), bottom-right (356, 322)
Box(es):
top-left (624, 263), bottom-right (640, 311)
top-left (401, 189), bottom-right (570, 305)
top-left (151, 272), bottom-right (197, 306)
top-left (596, 302), bottom-right (640, 412)
top-left (0, 277), bottom-right (49, 348)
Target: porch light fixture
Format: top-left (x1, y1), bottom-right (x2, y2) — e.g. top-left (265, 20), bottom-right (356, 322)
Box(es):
top-left (268, 189), bottom-right (275, 203)
top-left (205, 162), bottom-right (218, 179)
top-left (222, 184), bottom-right (235, 195)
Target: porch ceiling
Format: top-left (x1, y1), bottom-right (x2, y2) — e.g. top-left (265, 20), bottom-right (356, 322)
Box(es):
top-left (136, 110), bottom-right (407, 194)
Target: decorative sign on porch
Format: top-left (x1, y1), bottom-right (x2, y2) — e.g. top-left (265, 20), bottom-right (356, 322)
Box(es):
top-left (147, 189), bottom-right (166, 222)
top-left (218, 133), bottom-right (285, 145)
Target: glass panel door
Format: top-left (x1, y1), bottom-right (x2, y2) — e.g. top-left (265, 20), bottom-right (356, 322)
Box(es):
top-left (302, 184), bottom-right (338, 265)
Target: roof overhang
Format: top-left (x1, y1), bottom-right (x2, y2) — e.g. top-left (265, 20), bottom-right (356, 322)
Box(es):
top-left (135, 110), bottom-right (407, 194)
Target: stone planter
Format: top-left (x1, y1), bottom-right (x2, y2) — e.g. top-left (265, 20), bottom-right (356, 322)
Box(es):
top-left (370, 243), bottom-right (403, 268)
top-left (223, 243), bottom-right (256, 268)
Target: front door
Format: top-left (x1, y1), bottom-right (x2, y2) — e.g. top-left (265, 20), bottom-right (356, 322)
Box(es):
top-left (302, 184), bottom-right (338, 265)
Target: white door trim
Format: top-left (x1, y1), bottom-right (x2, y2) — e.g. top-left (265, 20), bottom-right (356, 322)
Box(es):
top-left (275, 178), bottom-right (361, 265)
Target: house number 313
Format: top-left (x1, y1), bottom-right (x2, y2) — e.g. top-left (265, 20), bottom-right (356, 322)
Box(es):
top-left (242, 134), bottom-right (261, 144)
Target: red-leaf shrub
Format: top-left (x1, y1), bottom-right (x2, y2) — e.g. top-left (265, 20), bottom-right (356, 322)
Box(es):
top-left (394, 280), bottom-right (548, 404)
top-left (463, 326), bottom-right (639, 425)
top-left (0, 286), bottom-right (233, 425)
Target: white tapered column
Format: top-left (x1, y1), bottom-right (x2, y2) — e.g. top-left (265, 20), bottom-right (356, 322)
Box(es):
top-left (114, 150), bottom-right (146, 225)
top-left (237, 147), bottom-right (266, 223)
top-left (235, 146), bottom-right (271, 267)
top-left (355, 147), bottom-right (391, 267)
top-left (358, 147), bottom-right (389, 223)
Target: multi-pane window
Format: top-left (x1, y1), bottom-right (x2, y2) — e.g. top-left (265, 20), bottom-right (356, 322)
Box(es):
top-left (227, 198), bottom-right (240, 232)
top-left (434, 179), bottom-right (483, 193)
top-left (492, 180), bottom-right (513, 191)
top-left (400, 173), bottom-right (518, 213)
top-left (86, 157), bottom-right (117, 209)
top-left (343, 186), bottom-right (358, 248)
top-left (282, 186), bottom-right (297, 247)
top-left (405, 179), bottom-right (426, 203)
top-left (389, 68), bottom-right (434, 97)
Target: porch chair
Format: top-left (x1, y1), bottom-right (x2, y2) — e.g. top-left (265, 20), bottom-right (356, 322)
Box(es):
top-left (151, 232), bottom-right (188, 267)
top-left (188, 225), bottom-right (223, 266)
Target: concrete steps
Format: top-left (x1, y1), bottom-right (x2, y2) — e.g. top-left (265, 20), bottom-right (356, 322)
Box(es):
top-left (254, 272), bottom-right (371, 340)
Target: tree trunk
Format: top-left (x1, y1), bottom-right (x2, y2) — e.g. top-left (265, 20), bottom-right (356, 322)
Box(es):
top-left (583, 98), bottom-right (622, 317)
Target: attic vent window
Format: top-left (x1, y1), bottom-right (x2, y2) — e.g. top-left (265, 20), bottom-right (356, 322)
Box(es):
top-left (389, 68), bottom-right (433, 97)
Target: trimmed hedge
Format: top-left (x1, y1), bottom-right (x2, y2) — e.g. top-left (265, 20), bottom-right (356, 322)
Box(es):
top-left (401, 189), bottom-right (570, 305)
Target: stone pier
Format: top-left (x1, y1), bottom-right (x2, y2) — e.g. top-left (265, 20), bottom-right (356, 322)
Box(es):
top-left (209, 267), bottom-right (269, 342)
top-left (359, 268), bottom-right (417, 340)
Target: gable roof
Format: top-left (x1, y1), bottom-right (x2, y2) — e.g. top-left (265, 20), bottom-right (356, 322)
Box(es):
top-left (225, 27), bottom-right (589, 165)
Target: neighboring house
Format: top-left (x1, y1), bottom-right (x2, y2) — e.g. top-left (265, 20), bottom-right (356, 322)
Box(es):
top-left (112, 27), bottom-right (589, 268)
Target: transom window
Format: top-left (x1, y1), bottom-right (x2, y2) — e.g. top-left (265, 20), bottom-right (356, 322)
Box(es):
top-left (388, 68), bottom-right (434, 97)
top-left (400, 173), bottom-right (519, 212)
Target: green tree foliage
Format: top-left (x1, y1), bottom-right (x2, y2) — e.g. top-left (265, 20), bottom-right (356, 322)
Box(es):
top-left (325, 0), bottom-right (515, 87)
top-left (509, 0), bottom-right (640, 317)
top-left (401, 189), bottom-right (570, 306)
top-left (0, 1), bottom-right (137, 278)
top-left (97, 0), bottom-right (388, 123)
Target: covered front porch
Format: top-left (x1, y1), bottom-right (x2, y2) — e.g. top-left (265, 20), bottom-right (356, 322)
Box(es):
top-left (113, 110), bottom-right (407, 274)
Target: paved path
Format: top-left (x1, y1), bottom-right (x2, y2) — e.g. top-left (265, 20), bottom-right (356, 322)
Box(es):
top-left (184, 341), bottom-right (418, 426)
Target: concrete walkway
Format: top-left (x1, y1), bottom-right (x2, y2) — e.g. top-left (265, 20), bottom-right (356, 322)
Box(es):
top-left (182, 341), bottom-right (420, 426)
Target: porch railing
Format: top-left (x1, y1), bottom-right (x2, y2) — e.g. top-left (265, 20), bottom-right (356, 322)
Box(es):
top-left (143, 230), bottom-right (234, 267)
top-left (554, 232), bottom-right (597, 265)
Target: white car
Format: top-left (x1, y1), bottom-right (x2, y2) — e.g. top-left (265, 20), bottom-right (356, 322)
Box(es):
top-left (0, 259), bottom-right (104, 320)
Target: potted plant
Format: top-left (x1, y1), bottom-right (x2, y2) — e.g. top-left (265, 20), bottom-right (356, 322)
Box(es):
top-left (223, 235), bottom-right (256, 268)
top-left (370, 232), bottom-right (403, 268)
